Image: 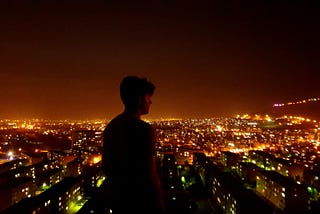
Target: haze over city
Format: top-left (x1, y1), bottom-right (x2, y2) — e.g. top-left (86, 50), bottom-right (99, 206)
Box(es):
top-left (0, 1), bottom-right (319, 120)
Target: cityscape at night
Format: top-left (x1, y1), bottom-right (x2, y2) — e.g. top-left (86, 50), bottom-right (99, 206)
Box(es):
top-left (1, 1), bottom-right (320, 214)
top-left (0, 105), bottom-right (320, 213)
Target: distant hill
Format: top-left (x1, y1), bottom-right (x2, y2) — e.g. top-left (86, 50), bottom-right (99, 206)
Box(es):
top-left (270, 101), bottom-right (320, 120)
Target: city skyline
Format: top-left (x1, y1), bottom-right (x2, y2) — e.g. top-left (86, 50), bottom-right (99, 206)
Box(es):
top-left (0, 1), bottom-right (319, 120)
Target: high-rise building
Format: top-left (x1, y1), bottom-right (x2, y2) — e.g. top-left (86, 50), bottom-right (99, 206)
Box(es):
top-left (71, 130), bottom-right (103, 161)
top-left (256, 170), bottom-right (309, 214)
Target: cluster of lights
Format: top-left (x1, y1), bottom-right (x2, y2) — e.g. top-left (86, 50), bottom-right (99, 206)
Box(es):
top-left (273, 97), bottom-right (320, 107)
top-left (236, 114), bottom-right (272, 121)
top-left (280, 115), bottom-right (317, 124)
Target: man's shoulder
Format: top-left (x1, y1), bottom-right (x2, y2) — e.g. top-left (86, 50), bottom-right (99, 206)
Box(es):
top-left (105, 115), bottom-right (151, 127)
top-left (125, 117), bottom-right (153, 135)
top-left (136, 118), bottom-right (150, 126)
top-left (134, 118), bottom-right (153, 130)
top-left (103, 114), bottom-right (123, 132)
top-left (104, 114), bottom-right (153, 132)
top-left (108, 114), bottom-right (123, 125)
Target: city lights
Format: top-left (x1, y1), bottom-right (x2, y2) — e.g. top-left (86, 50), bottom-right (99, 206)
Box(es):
top-left (273, 97), bottom-right (320, 108)
top-left (0, 114), bottom-right (319, 213)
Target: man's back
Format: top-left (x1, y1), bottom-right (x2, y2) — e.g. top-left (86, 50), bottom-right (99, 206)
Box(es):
top-left (103, 113), bottom-right (153, 182)
top-left (102, 113), bottom-right (163, 213)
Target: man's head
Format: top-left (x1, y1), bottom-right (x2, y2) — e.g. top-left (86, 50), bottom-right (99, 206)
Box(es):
top-left (120, 76), bottom-right (155, 115)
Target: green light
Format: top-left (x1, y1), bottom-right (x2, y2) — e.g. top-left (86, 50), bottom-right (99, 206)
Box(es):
top-left (97, 177), bottom-right (105, 187)
top-left (307, 186), bottom-right (319, 201)
top-left (68, 201), bottom-right (82, 214)
top-left (68, 197), bottom-right (88, 214)
top-left (41, 183), bottom-right (51, 191)
top-left (181, 176), bottom-right (186, 183)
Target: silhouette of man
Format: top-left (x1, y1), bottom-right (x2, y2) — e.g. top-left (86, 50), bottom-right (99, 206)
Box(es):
top-left (102, 76), bottom-right (165, 213)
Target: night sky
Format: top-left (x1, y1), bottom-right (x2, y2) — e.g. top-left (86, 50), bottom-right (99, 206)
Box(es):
top-left (0, 1), bottom-right (319, 120)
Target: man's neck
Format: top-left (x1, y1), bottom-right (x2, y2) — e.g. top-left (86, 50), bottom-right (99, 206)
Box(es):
top-left (123, 109), bottom-right (141, 119)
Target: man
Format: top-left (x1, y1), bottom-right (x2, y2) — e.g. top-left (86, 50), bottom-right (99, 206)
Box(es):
top-left (102, 76), bottom-right (165, 213)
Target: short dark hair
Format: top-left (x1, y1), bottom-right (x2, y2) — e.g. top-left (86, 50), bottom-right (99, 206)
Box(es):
top-left (120, 76), bottom-right (155, 108)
